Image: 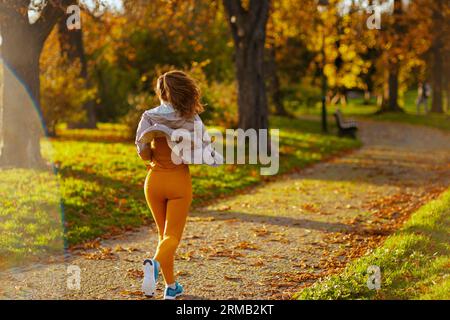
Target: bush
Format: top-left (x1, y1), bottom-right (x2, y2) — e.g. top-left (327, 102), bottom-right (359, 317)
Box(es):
top-left (122, 92), bottom-right (157, 137)
top-left (40, 56), bottom-right (96, 136)
top-left (283, 80), bottom-right (322, 112)
top-left (189, 61), bottom-right (238, 127)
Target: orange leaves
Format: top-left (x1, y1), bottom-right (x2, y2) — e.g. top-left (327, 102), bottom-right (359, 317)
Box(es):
top-left (250, 259), bottom-right (265, 267)
top-left (188, 217), bottom-right (215, 222)
top-left (269, 233), bottom-right (290, 244)
top-left (119, 290), bottom-right (144, 297)
top-left (175, 270), bottom-right (190, 277)
top-left (74, 239), bottom-right (101, 250)
top-left (177, 250), bottom-right (196, 261)
top-left (233, 241), bottom-right (259, 250)
top-left (209, 248), bottom-right (244, 260)
top-left (301, 203), bottom-right (320, 213)
top-left (113, 245), bottom-right (140, 253)
top-left (292, 260), bottom-right (308, 269)
top-left (79, 244), bottom-right (140, 261)
top-left (216, 205), bottom-right (231, 212)
top-left (264, 271), bottom-right (327, 299)
top-left (115, 198), bottom-right (128, 209)
top-left (252, 226), bottom-right (270, 237)
top-left (82, 247), bottom-right (116, 260)
top-left (126, 268), bottom-right (144, 279)
top-left (224, 275), bottom-right (242, 282)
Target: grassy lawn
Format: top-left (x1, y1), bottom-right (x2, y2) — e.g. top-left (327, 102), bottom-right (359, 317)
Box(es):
top-left (296, 90), bottom-right (450, 132)
top-left (0, 169), bottom-right (65, 268)
top-left (294, 188), bottom-right (450, 300)
top-left (0, 116), bottom-right (360, 266)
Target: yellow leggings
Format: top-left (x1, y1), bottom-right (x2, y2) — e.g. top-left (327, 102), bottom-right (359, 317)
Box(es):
top-left (144, 166), bottom-right (192, 285)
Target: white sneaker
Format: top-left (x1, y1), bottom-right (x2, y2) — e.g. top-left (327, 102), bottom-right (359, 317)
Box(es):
top-left (142, 259), bottom-right (159, 297)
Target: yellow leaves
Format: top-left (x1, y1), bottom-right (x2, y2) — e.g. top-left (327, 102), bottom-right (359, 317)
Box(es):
top-left (324, 64), bottom-right (336, 87)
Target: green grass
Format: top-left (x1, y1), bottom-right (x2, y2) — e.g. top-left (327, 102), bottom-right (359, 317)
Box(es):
top-left (367, 112), bottom-right (450, 132)
top-left (0, 169), bottom-right (64, 268)
top-left (294, 189), bottom-right (450, 300)
top-left (295, 90), bottom-right (450, 132)
top-left (0, 117), bottom-right (359, 266)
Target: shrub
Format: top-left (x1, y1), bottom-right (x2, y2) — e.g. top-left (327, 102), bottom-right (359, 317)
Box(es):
top-left (283, 80), bottom-right (322, 112)
top-left (40, 56), bottom-right (96, 137)
top-left (122, 92), bottom-right (157, 137)
top-left (189, 61), bottom-right (238, 127)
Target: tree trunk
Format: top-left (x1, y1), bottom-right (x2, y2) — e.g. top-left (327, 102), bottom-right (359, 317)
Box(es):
top-left (235, 41), bottom-right (268, 130)
top-left (266, 46), bottom-right (287, 116)
top-left (0, 19), bottom-right (44, 167)
top-left (363, 90), bottom-right (371, 105)
top-left (0, 2), bottom-right (66, 168)
top-left (58, 19), bottom-right (97, 128)
top-left (446, 74), bottom-right (450, 113)
top-left (430, 2), bottom-right (445, 113)
top-left (380, 0), bottom-right (403, 113)
top-left (430, 45), bottom-right (443, 113)
top-left (388, 64), bottom-right (400, 110)
top-left (381, 65), bottom-right (401, 112)
top-left (223, 0), bottom-right (270, 130)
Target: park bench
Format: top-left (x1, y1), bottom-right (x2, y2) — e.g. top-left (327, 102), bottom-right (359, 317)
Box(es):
top-left (334, 110), bottom-right (358, 139)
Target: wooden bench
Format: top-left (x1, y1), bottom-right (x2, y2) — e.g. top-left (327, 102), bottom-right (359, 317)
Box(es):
top-left (334, 110), bottom-right (358, 138)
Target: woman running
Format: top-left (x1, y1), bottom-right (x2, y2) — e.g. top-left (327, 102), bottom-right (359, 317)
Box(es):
top-left (135, 70), bottom-right (221, 299)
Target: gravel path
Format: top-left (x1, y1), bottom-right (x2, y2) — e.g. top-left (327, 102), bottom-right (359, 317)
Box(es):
top-left (1, 121), bottom-right (449, 300)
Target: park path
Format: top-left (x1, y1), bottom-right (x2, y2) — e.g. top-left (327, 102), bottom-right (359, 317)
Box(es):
top-left (1, 120), bottom-right (449, 300)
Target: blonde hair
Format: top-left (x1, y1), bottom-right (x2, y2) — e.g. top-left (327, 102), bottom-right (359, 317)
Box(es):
top-left (155, 70), bottom-right (204, 119)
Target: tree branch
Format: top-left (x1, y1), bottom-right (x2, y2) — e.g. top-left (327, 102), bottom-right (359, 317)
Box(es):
top-left (32, 0), bottom-right (77, 43)
top-left (223, 0), bottom-right (247, 43)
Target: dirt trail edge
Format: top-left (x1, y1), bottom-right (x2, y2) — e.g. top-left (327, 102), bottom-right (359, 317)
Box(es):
top-left (1, 121), bottom-right (449, 299)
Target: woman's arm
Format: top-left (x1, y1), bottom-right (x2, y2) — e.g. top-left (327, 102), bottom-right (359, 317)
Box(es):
top-left (136, 112), bottom-right (154, 161)
top-left (138, 144), bottom-right (152, 161)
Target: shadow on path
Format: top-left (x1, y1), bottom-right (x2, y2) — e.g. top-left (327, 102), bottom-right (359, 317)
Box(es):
top-left (190, 210), bottom-right (350, 233)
